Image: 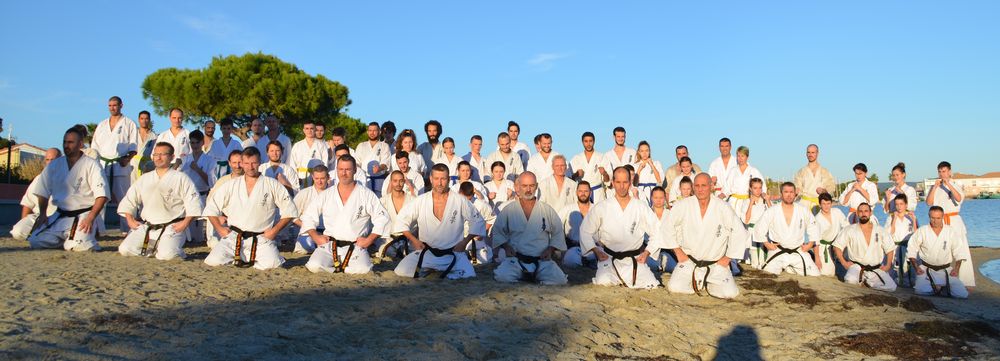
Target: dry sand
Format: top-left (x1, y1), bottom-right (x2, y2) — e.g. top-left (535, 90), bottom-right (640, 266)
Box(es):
top-left (1, 231), bottom-right (999, 360)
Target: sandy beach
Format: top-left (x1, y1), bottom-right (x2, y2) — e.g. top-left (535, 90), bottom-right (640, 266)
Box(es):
top-left (1, 232), bottom-right (999, 360)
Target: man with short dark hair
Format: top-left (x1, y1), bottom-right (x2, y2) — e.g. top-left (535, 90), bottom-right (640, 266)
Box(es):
top-left (289, 120), bottom-right (330, 188)
top-left (204, 147), bottom-right (298, 270)
top-left (355, 122), bottom-right (391, 196)
top-left (28, 125), bottom-right (108, 251)
top-left (303, 155), bottom-right (390, 274)
top-left (393, 164), bottom-right (486, 279)
top-left (117, 142), bottom-right (202, 260)
top-left (832, 203), bottom-right (897, 291)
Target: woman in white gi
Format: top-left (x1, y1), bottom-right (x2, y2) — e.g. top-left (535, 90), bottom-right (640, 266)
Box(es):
top-left (204, 147), bottom-right (298, 270)
top-left (580, 167), bottom-right (663, 289)
top-left (432, 137), bottom-right (463, 182)
top-left (450, 161), bottom-right (488, 201)
top-left (883, 162), bottom-right (917, 215)
top-left (720, 146), bottom-right (765, 212)
top-left (906, 206), bottom-right (971, 298)
top-left (303, 155), bottom-right (390, 274)
top-left (813, 193), bottom-right (848, 276)
top-left (493, 172), bottom-right (568, 285)
top-left (662, 173), bottom-right (747, 299)
top-left (485, 161), bottom-right (516, 213)
top-left (632, 141), bottom-right (664, 207)
top-left (117, 142), bottom-right (203, 260)
top-left (28, 125), bottom-right (108, 252)
top-left (393, 164), bottom-right (486, 279)
top-left (668, 157), bottom-right (697, 205)
top-left (838, 163), bottom-right (879, 224)
top-left (832, 203), bottom-right (896, 291)
top-left (754, 183), bottom-right (820, 276)
top-left (391, 130), bottom-right (426, 176)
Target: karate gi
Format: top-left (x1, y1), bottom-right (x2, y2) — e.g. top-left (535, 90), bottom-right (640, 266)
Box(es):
top-left (11, 176), bottom-right (56, 240)
top-left (302, 185), bottom-right (390, 274)
top-left (206, 137), bottom-right (243, 178)
top-left (485, 150), bottom-right (524, 182)
top-left (662, 197), bottom-right (746, 298)
top-left (754, 204), bottom-right (821, 276)
top-left (708, 156), bottom-right (737, 193)
top-left (833, 224), bottom-right (897, 291)
top-left (27, 156), bottom-right (108, 251)
top-left (156, 128), bottom-right (192, 160)
top-left (838, 180), bottom-right (880, 223)
top-left (392, 191), bottom-right (486, 279)
top-left (255, 134), bottom-right (293, 164)
top-left (906, 224), bottom-right (970, 298)
top-left (356, 140), bottom-right (392, 196)
top-left (559, 203), bottom-right (595, 267)
top-left (633, 159), bottom-right (664, 206)
top-left (493, 200), bottom-right (568, 285)
top-left (289, 139), bottom-right (329, 185)
top-left (580, 195), bottom-right (662, 289)
top-left (526, 151), bottom-right (563, 181)
top-left (117, 169), bottom-right (203, 260)
top-left (203, 176), bottom-right (298, 270)
top-left (570, 152), bottom-right (608, 203)
top-left (291, 185), bottom-right (325, 254)
top-left (815, 208), bottom-right (849, 276)
top-left (461, 152), bottom-right (490, 183)
top-left (792, 165), bottom-right (836, 211)
top-left (538, 176), bottom-right (577, 213)
top-left (376, 191), bottom-right (416, 259)
top-left (722, 164), bottom-right (764, 212)
top-left (926, 180), bottom-right (974, 286)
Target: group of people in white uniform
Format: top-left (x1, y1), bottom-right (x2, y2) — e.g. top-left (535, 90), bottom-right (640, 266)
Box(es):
top-left (12, 96), bottom-right (976, 300)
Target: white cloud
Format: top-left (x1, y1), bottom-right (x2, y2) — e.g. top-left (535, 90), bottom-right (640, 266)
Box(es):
top-left (527, 52), bottom-right (571, 71)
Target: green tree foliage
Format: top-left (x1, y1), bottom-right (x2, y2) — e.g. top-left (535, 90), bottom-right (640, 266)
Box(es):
top-left (141, 53), bottom-right (364, 143)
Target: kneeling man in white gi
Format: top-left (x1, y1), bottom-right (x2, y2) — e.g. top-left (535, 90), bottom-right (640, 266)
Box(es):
top-left (117, 142), bottom-right (203, 260)
top-left (907, 206), bottom-right (971, 298)
top-left (755, 182), bottom-right (821, 276)
top-left (493, 172), bottom-right (568, 285)
top-left (832, 203), bottom-right (897, 291)
top-left (303, 155), bottom-right (390, 274)
top-left (204, 147), bottom-right (298, 270)
top-left (580, 167), bottom-right (663, 289)
top-left (663, 173), bottom-right (747, 298)
top-left (28, 125), bottom-right (108, 252)
top-left (393, 164), bottom-right (486, 279)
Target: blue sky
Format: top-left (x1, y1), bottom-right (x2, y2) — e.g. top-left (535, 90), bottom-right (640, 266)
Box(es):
top-left (1, 1), bottom-right (998, 181)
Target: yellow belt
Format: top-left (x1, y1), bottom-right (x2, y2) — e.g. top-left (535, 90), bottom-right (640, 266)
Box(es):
top-left (296, 167), bottom-right (310, 173)
top-left (731, 194), bottom-right (749, 200)
top-left (801, 195), bottom-right (819, 205)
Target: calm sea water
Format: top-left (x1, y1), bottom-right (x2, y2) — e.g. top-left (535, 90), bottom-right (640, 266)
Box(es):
top-left (837, 199), bottom-right (1000, 248)
top-left (842, 199), bottom-right (1000, 283)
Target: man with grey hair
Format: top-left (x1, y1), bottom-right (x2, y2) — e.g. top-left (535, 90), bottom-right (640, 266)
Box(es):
top-left (493, 171), bottom-right (568, 285)
top-left (538, 154), bottom-right (576, 212)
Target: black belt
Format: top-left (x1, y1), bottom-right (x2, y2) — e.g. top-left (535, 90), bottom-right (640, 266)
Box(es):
top-left (688, 255), bottom-right (719, 297)
top-left (920, 261), bottom-right (952, 296)
top-left (414, 242), bottom-right (457, 279)
top-left (33, 207), bottom-right (91, 240)
top-left (140, 217), bottom-right (184, 256)
top-left (198, 190), bottom-right (210, 196)
top-left (857, 263), bottom-right (885, 287)
top-left (328, 237), bottom-right (356, 273)
top-left (762, 244), bottom-right (808, 276)
top-left (605, 247), bottom-right (643, 287)
top-left (515, 252), bottom-right (542, 283)
top-left (230, 226), bottom-right (264, 268)
top-left (378, 236), bottom-right (410, 259)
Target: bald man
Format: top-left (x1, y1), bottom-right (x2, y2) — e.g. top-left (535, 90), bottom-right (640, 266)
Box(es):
top-left (11, 148), bottom-right (61, 240)
top-left (493, 172), bottom-right (568, 285)
top-left (792, 144), bottom-right (835, 212)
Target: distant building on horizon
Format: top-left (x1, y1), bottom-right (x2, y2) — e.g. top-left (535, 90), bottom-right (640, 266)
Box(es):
top-left (920, 172), bottom-right (1000, 199)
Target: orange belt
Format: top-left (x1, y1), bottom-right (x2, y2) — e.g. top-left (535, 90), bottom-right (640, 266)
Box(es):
top-left (849, 208), bottom-right (857, 213)
top-left (944, 212), bottom-right (960, 225)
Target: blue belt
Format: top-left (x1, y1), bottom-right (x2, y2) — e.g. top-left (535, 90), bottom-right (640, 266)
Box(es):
top-left (638, 183), bottom-right (658, 188)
